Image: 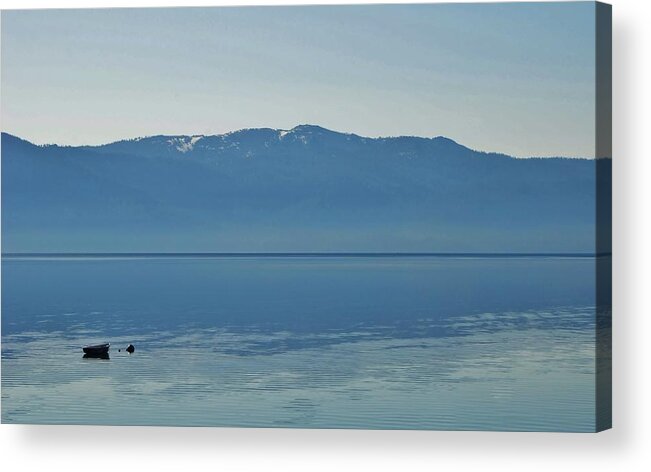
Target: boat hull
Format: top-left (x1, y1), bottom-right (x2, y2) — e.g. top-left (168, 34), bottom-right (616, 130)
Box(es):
top-left (82, 343), bottom-right (110, 356)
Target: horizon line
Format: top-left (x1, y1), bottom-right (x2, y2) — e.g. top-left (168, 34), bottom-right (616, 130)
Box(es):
top-left (1, 252), bottom-right (612, 259)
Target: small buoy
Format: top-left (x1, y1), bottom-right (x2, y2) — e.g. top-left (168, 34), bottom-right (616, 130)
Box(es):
top-left (126, 344), bottom-right (135, 354)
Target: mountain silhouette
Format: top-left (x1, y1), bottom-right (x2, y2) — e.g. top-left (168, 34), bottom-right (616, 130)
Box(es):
top-left (1, 126), bottom-right (611, 253)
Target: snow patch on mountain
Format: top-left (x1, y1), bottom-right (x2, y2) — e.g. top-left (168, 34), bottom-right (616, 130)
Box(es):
top-left (167, 135), bottom-right (204, 153)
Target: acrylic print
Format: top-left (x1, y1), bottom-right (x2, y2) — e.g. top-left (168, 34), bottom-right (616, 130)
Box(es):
top-left (0, 2), bottom-right (611, 431)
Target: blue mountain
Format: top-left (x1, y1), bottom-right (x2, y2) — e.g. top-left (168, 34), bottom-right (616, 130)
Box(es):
top-left (1, 126), bottom-right (611, 253)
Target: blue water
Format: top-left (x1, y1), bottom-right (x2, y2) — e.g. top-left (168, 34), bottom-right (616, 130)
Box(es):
top-left (1, 255), bottom-right (604, 430)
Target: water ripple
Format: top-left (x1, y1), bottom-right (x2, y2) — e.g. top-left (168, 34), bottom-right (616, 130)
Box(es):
top-left (2, 305), bottom-right (601, 430)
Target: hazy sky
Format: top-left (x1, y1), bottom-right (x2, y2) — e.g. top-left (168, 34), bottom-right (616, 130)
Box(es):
top-left (1, 2), bottom-right (597, 157)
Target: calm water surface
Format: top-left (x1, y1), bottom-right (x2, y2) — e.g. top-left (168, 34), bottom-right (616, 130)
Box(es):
top-left (1, 256), bottom-right (603, 430)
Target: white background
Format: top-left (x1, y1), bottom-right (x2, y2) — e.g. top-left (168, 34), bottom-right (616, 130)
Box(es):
top-left (0, 0), bottom-right (649, 471)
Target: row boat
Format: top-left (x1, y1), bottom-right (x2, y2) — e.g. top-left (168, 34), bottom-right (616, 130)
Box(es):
top-left (82, 343), bottom-right (110, 356)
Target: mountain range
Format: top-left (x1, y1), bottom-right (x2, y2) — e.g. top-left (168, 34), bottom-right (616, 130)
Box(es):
top-left (1, 125), bottom-right (611, 253)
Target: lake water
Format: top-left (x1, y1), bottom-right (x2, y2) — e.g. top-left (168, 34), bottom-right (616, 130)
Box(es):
top-left (1, 255), bottom-right (607, 431)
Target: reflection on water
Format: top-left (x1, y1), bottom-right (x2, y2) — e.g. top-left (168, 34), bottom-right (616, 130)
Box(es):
top-left (82, 353), bottom-right (110, 360)
top-left (1, 256), bottom-right (604, 431)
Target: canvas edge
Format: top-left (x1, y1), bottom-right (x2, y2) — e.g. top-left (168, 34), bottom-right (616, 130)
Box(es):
top-left (595, 0), bottom-right (612, 433)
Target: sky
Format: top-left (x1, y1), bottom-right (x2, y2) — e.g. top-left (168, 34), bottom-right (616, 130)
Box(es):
top-left (1, 2), bottom-right (597, 157)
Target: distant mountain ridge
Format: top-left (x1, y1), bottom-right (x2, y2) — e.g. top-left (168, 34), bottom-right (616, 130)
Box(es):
top-left (74, 125), bottom-right (483, 161)
top-left (25, 124), bottom-right (586, 160)
top-left (1, 126), bottom-right (611, 253)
